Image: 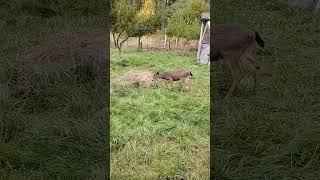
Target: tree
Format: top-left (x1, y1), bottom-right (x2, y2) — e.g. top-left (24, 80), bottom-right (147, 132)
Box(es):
top-left (166, 0), bottom-right (209, 44)
top-left (110, 0), bottom-right (140, 55)
top-left (127, 0), bottom-right (166, 51)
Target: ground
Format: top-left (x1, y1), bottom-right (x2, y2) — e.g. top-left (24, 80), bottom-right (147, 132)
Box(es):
top-left (110, 49), bottom-right (210, 179)
top-left (212, 0), bottom-right (320, 178)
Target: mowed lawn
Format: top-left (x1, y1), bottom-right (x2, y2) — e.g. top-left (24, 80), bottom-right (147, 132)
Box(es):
top-left (212, 0), bottom-right (320, 178)
top-left (110, 49), bottom-right (210, 179)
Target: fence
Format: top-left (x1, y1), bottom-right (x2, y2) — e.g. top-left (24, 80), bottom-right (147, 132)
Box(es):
top-left (110, 33), bottom-right (199, 51)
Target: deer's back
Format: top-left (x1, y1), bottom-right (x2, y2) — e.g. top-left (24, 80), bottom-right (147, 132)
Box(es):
top-left (212, 24), bottom-right (256, 60)
top-left (165, 69), bottom-right (190, 81)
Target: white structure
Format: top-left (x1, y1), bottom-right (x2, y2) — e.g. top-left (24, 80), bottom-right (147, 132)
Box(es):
top-left (197, 12), bottom-right (210, 64)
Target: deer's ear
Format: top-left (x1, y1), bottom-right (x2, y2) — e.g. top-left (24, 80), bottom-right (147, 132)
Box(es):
top-left (156, 72), bottom-right (159, 75)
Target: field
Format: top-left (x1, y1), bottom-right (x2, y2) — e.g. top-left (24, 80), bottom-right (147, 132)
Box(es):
top-left (212, 0), bottom-right (320, 178)
top-left (110, 49), bottom-right (210, 179)
top-left (0, 1), bottom-right (108, 178)
top-left (1, 0), bottom-right (319, 179)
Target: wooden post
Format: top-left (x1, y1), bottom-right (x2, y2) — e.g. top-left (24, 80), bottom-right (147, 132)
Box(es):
top-left (176, 38), bottom-right (178, 49)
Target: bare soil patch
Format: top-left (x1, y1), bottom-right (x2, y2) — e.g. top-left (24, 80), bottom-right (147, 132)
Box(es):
top-left (112, 70), bottom-right (155, 89)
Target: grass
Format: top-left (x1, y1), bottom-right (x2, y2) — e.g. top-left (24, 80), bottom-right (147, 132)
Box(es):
top-left (0, 3), bottom-right (108, 179)
top-left (110, 49), bottom-right (210, 179)
top-left (212, 0), bottom-right (320, 178)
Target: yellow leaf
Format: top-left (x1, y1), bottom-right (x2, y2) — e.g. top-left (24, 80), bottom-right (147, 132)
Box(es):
top-left (136, 0), bottom-right (155, 22)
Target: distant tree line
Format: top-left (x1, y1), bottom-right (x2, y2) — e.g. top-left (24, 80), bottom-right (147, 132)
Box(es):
top-left (111, 0), bottom-right (209, 54)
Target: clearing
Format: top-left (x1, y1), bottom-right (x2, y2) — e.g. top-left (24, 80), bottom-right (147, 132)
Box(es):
top-left (110, 49), bottom-right (210, 179)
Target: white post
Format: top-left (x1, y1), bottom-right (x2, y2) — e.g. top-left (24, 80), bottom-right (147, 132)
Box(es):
top-left (207, 21), bottom-right (210, 65)
top-left (197, 22), bottom-right (205, 63)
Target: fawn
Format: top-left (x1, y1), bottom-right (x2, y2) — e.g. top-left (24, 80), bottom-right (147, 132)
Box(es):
top-left (153, 69), bottom-right (193, 92)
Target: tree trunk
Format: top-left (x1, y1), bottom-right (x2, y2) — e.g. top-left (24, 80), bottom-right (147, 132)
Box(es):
top-left (146, 36), bottom-right (148, 50)
top-left (140, 41), bottom-right (142, 51)
top-left (117, 46), bottom-right (122, 56)
top-left (137, 36), bottom-right (142, 51)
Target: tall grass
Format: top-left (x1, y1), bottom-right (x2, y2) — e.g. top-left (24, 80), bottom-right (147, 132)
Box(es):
top-left (0, 2), bottom-right (108, 178)
top-left (212, 0), bottom-right (320, 178)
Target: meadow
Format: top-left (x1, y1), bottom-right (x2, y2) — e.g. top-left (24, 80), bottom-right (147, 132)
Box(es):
top-left (110, 49), bottom-right (210, 179)
top-left (212, 0), bottom-right (320, 178)
top-left (0, 0), bottom-right (108, 178)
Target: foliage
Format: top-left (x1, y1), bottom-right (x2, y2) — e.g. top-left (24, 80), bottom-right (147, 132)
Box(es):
top-left (166, 0), bottom-right (209, 40)
top-left (110, 0), bottom-right (141, 54)
top-left (111, 0), bottom-right (166, 52)
top-left (127, 0), bottom-right (165, 38)
top-left (136, 0), bottom-right (155, 22)
top-left (110, 0), bottom-right (140, 34)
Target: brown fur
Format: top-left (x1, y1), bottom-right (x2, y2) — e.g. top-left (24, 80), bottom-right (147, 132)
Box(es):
top-left (212, 24), bottom-right (264, 99)
top-left (153, 69), bottom-right (193, 92)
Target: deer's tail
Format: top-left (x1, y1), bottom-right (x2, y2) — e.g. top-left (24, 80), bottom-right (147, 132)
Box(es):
top-left (254, 31), bottom-right (265, 48)
top-left (189, 71), bottom-right (193, 76)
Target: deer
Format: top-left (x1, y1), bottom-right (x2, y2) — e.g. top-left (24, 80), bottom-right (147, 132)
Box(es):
top-left (211, 23), bottom-right (265, 99)
top-left (152, 69), bottom-right (193, 92)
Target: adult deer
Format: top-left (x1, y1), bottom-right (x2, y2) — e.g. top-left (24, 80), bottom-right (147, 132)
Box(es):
top-left (212, 24), bottom-right (265, 99)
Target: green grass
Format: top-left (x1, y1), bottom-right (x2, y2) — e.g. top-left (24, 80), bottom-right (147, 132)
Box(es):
top-left (212, 0), bottom-right (320, 179)
top-left (0, 5), bottom-right (108, 179)
top-left (110, 49), bottom-right (210, 179)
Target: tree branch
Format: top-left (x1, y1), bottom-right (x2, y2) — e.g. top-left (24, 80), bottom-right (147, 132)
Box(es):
top-left (116, 30), bottom-right (125, 48)
top-left (119, 35), bottom-right (130, 47)
top-left (112, 32), bottom-right (117, 47)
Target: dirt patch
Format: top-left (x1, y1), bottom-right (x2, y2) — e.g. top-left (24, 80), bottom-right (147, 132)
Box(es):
top-left (112, 70), bottom-right (155, 89)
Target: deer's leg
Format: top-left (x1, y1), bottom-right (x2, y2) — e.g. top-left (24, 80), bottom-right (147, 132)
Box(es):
top-left (246, 55), bottom-right (260, 92)
top-left (225, 59), bottom-right (243, 99)
top-left (153, 79), bottom-right (159, 87)
top-left (186, 77), bottom-right (192, 91)
top-left (165, 77), bottom-right (174, 90)
top-left (181, 77), bottom-right (191, 92)
top-left (240, 48), bottom-right (260, 93)
top-left (181, 80), bottom-right (186, 92)
top-left (246, 54), bottom-right (260, 70)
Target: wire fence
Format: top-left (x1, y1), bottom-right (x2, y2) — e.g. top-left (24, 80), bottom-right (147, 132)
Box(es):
top-left (110, 33), bottom-right (199, 51)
